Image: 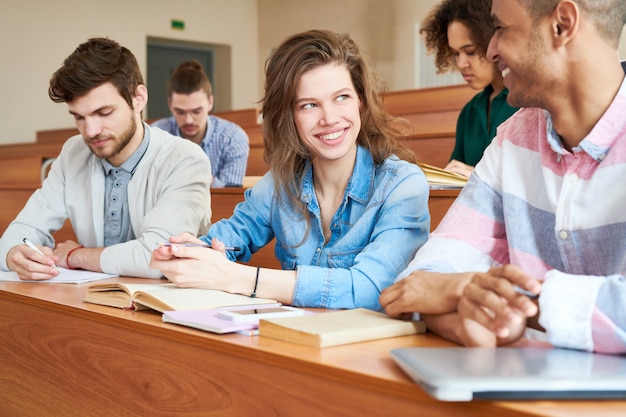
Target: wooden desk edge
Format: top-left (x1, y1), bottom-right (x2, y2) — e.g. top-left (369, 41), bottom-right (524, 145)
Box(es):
top-left (0, 281), bottom-right (621, 417)
top-left (0, 283), bottom-right (429, 400)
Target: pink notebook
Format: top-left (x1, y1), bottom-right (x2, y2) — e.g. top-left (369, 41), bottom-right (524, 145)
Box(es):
top-left (162, 303), bottom-right (282, 334)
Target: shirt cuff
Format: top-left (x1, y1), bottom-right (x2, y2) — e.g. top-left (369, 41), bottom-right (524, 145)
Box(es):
top-left (539, 270), bottom-right (604, 351)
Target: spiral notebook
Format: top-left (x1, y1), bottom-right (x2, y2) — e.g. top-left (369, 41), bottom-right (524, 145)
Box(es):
top-left (390, 346), bottom-right (626, 401)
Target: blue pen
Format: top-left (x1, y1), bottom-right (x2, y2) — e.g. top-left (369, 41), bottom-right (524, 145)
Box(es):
top-left (514, 286), bottom-right (539, 299)
top-left (157, 242), bottom-right (241, 251)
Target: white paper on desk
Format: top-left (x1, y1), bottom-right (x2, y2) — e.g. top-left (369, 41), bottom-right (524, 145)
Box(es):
top-left (0, 268), bottom-right (117, 284)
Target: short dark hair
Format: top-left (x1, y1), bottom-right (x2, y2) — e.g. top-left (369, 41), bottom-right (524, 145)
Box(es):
top-left (517, 0), bottom-right (626, 47)
top-left (168, 60), bottom-right (213, 97)
top-left (48, 37), bottom-right (144, 107)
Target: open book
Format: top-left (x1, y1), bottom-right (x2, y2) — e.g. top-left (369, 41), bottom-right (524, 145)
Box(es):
top-left (258, 308), bottom-right (426, 348)
top-left (418, 163), bottom-right (467, 188)
top-left (83, 282), bottom-right (277, 313)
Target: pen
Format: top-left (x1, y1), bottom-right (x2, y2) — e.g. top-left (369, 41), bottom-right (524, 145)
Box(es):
top-left (514, 286), bottom-right (539, 299)
top-left (22, 238), bottom-right (61, 272)
top-left (157, 242), bottom-right (241, 251)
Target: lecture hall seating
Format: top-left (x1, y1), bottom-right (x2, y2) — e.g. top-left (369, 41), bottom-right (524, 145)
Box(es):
top-left (0, 84), bottom-right (474, 268)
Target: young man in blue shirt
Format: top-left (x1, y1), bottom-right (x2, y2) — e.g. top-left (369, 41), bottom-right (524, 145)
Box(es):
top-left (152, 60), bottom-right (250, 187)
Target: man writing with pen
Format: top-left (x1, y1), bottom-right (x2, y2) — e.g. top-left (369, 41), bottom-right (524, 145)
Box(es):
top-left (0, 37), bottom-right (212, 280)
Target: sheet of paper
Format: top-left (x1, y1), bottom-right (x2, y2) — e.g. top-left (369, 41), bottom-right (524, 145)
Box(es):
top-left (0, 267), bottom-right (117, 284)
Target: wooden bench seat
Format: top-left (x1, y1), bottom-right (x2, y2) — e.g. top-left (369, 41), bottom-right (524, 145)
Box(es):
top-left (382, 84), bottom-right (475, 167)
top-left (9, 84), bottom-right (475, 176)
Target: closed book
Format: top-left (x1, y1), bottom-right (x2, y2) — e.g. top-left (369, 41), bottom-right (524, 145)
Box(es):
top-left (83, 282), bottom-right (277, 313)
top-left (258, 308), bottom-right (426, 348)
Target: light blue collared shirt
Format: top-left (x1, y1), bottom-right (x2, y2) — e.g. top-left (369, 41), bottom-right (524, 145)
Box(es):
top-left (202, 145), bottom-right (430, 310)
top-left (152, 115), bottom-right (249, 187)
top-left (101, 126), bottom-right (150, 246)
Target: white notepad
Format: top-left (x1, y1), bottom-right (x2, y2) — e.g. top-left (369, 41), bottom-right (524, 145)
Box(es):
top-left (0, 268), bottom-right (117, 284)
top-left (391, 346), bottom-right (626, 401)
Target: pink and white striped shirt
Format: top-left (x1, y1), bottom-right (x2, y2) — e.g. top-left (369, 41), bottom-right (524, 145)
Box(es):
top-left (399, 77), bottom-right (626, 353)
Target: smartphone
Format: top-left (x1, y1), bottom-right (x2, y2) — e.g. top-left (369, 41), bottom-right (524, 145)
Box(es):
top-left (217, 306), bottom-right (305, 323)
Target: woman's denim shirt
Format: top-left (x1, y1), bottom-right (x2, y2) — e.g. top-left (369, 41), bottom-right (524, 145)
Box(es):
top-left (203, 145), bottom-right (430, 310)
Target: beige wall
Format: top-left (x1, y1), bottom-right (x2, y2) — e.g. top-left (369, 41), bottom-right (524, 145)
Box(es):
top-left (0, 0), bottom-right (259, 145)
top-left (258, 0), bottom-right (626, 99)
top-left (257, 0), bottom-right (440, 100)
top-left (1, 0), bottom-right (625, 146)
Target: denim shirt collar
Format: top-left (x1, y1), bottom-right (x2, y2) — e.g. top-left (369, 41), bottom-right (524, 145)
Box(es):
top-left (300, 145), bottom-right (374, 209)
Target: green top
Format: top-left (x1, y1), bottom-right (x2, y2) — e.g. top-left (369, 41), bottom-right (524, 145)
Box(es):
top-left (450, 85), bottom-right (518, 166)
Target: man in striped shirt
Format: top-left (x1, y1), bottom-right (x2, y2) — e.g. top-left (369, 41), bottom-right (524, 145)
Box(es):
top-left (380, 0), bottom-right (626, 353)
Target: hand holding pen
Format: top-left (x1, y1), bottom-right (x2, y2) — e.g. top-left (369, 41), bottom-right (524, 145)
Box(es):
top-left (6, 238), bottom-right (61, 280)
top-left (153, 232), bottom-right (241, 259)
top-left (22, 238), bottom-right (61, 272)
top-left (157, 242), bottom-right (241, 251)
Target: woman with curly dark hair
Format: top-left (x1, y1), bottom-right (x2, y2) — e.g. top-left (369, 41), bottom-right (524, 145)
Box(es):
top-left (421, 0), bottom-right (518, 178)
top-left (151, 30), bottom-right (430, 311)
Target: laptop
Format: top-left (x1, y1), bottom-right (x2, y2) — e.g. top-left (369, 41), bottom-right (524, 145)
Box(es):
top-left (390, 346), bottom-right (626, 401)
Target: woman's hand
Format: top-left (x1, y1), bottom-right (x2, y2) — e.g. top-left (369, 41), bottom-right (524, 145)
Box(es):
top-left (152, 232), bottom-right (204, 262)
top-left (151, 235), bottom-right (235, 290)
top-left (444, 160), bottom-right (474, 178)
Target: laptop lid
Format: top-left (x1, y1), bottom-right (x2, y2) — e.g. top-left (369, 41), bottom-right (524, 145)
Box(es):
top-left (390, 347), bottom-right (626, 401)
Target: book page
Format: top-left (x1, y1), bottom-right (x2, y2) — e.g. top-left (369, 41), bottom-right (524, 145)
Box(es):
top-left (84, 282), bottom-right (170, 309)
top-left (0, 268), bottom-right (117, 284)
top-left (87, 282), bottom-right (166, 293)
top-left (418, 163), bottom-right (467, 187)
top-left (133, 284), bottom-right (278, 312)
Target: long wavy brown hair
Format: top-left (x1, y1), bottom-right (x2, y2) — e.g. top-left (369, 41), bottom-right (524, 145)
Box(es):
top-left (261, 29), bottom-right (415, 215)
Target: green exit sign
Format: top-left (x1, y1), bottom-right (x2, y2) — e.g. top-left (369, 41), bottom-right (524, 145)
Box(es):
top-left (171, 19), bottom-right (185, 30)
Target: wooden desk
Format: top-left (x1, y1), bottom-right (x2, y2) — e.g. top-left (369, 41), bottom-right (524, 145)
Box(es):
top-left (0, 278), bottom-right (621, 417)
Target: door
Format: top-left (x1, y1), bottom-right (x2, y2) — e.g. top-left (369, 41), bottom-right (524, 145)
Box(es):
top-left (147, 39), bottom-right (227, 120)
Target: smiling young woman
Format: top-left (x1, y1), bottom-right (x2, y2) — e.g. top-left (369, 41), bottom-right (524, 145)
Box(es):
top-left (150, 29), bottom-right (431, 312)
